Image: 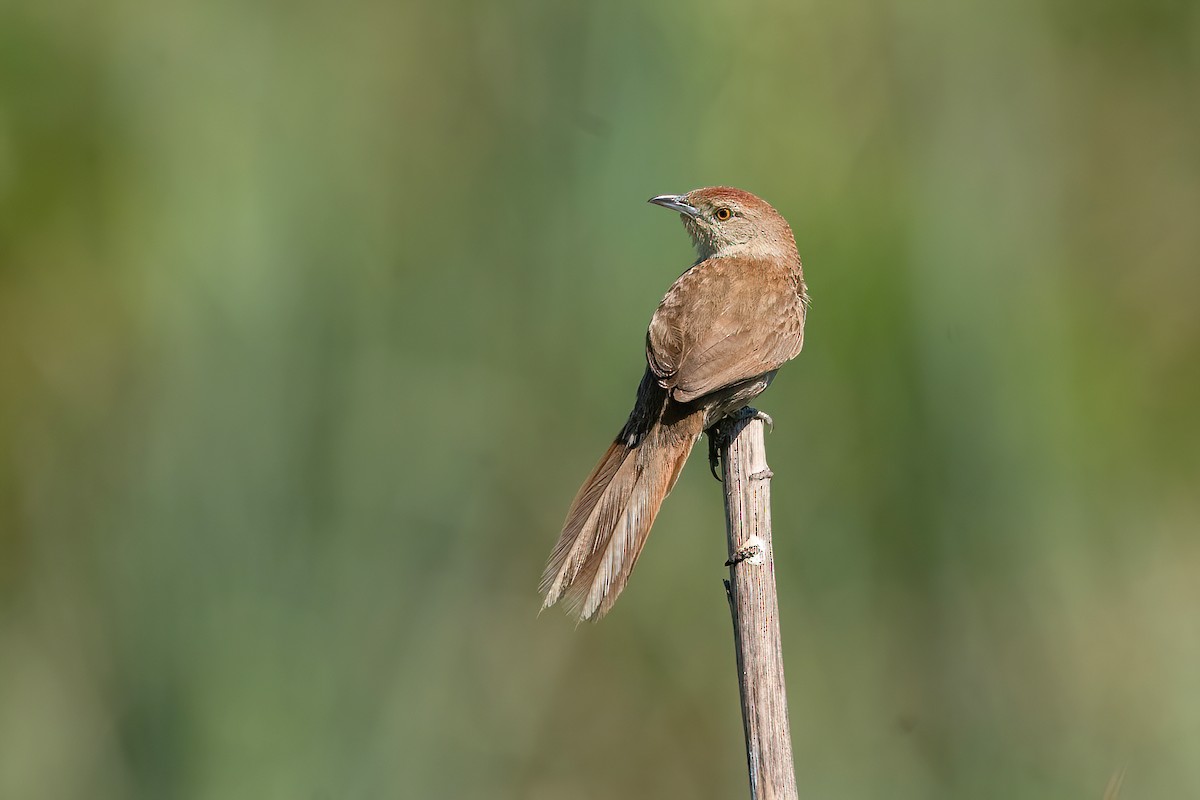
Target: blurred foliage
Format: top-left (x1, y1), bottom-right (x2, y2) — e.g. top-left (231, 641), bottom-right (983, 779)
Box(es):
top-left (2, 0), bottom-right (1199, 798)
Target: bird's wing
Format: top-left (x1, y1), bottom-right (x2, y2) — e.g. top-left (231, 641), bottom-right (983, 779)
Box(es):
top-left (646, 257), bottom-right (806, 405)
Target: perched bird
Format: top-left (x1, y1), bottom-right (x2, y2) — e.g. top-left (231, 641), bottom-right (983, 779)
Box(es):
top-left (540, 187), bottom-right (809, 621)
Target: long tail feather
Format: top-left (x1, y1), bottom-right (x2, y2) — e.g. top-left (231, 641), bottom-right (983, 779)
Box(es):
top-left (539, 440), bottom-right (632, 605)
top-left (540, 410), bottom-right (705, 621)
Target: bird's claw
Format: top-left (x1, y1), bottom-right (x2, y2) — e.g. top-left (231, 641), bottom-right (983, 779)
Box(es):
top-left (707, 429), bottom-right (724, 481)
top-left (742, 407), bottom-right (773, 431)
top-left (705, 407), bottom-right (772, 482)
top-left (706, 417), bottom-right (739, 482)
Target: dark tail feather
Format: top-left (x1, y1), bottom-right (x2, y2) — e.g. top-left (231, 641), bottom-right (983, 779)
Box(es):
top-left (540, 412), bottom-right (704, 621)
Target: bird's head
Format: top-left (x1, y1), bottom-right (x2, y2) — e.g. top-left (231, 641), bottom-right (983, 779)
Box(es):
top-left (649, 187), bottom-right (796, 261)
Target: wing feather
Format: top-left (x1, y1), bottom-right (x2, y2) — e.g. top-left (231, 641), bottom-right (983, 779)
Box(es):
top-left (646, 256), bottom-right (806, 405)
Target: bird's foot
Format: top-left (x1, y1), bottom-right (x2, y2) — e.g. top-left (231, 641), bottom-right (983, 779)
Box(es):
top-left (706, 426), bottom-right (725, 481)
top-left (705, 407), bottom-right (773, 481)
top-left (739, 406), bottom-right (773, 431)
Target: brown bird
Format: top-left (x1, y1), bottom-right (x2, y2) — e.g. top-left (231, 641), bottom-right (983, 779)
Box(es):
top-left (540, 187), bottom-right (809, 621)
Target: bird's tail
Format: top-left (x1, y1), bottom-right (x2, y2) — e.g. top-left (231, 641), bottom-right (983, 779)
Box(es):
top-left (540, 408), bottom-right (706, 621)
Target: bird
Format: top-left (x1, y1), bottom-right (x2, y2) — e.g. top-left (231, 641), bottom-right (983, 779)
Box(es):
top-left (539, 187), bottom-right (809, 621)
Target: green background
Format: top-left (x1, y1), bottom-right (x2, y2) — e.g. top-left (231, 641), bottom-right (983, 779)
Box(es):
top-left (2, 1), bottom-right (1198, 798)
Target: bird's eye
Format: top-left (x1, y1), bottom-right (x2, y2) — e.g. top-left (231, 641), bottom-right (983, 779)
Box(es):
top-left (715, 207), bottom-right (732, 221)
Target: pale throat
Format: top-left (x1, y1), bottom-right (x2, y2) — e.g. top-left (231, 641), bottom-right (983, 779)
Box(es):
top-left (684, 218), bottom-right (796, 262)
top-left (691, 233), bottom-right (796, 262)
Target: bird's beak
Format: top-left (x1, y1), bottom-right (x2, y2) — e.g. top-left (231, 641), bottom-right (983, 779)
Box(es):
top-left (648, 194), bottom-right (702, 220)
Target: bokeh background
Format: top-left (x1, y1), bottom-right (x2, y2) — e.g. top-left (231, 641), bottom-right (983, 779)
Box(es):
top-left (2, 0), bottom-right (1198, 798)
